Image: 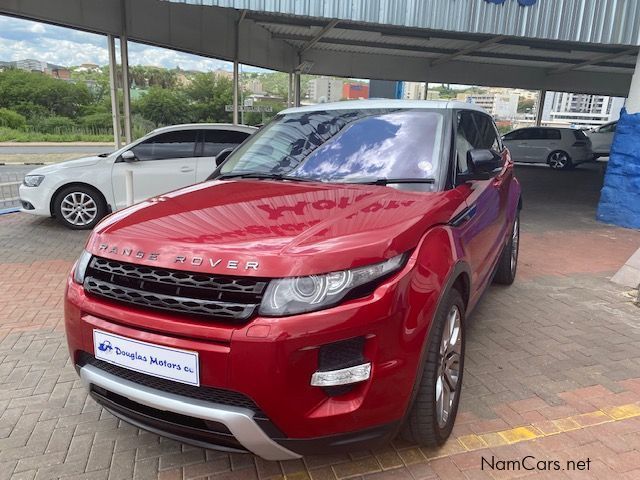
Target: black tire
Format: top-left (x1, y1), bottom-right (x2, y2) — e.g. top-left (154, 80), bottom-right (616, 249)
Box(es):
top-left (494, 214), bottom-right (520, 285)
top-left (547, 150), bottom-right (573, 170)
top-left (402, 288), bottom-right (466, 447)
top-left (53, 185), bottom-right (107, 230)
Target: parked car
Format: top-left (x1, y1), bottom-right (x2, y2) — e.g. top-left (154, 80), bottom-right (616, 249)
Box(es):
top-left (588, 120), bottom-right (617, 158)
top-left (19, 123), bottom-right (257, 229)
top-left (65, 100), bottom-right (521, 460)
top-left (502, 127), bottom-right (593, 169)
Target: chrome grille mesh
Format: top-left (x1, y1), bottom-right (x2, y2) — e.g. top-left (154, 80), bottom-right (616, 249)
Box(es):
top-left (84, 256), bottom-right (267, 321)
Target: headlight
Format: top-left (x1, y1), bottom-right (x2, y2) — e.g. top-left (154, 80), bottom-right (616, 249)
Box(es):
top-left (73, 250), bottom-right (92, 285)
top-left (259, 253), bottom-right (407, 316)
top-left (23, 175), bottom-right (45, 187)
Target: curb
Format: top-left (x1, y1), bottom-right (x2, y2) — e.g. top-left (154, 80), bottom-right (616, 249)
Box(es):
top-left (0, 163), bottom-right (52, 166)
top-left (0, 207), bottom-right (20, 215)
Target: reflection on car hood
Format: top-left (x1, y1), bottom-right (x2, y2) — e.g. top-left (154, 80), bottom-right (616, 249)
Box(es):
top-left (88, 179), bottom-right (463, 277)
top-left (25, 155), bottom-right (104, 175)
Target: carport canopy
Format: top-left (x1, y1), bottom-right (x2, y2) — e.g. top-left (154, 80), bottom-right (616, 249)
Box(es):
top-left (1, 0), bottom-right (639, 97)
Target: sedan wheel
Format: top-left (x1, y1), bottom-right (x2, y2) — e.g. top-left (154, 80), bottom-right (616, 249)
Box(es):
top-left (53, 186), bottom-right (107, 230)
top-left (548, 151), bottom-right (572, 170)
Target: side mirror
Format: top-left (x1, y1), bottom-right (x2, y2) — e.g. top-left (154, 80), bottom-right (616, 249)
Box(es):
top-left (468, 149), bottom-right (503, 174)
top-left (121, 150), bottom-right (138, 162)
top-left (457, 149), bottom-right (503, 184)
top-left (215, 148), bottom-right (235, 167)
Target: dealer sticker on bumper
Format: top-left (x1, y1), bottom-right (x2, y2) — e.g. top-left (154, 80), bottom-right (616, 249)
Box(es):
top-left (93, 330), bottom-right (199, 386)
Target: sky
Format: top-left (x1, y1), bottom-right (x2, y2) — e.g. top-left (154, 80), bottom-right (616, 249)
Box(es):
top-left (0, 15), bottom-right (255, 72)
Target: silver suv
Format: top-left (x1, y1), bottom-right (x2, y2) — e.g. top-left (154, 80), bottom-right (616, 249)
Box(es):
top-left (502, 127), bottom-right (593, 170)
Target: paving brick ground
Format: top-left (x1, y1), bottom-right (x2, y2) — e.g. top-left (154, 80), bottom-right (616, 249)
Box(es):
top-left (0, 162), bottom-right (639, 479)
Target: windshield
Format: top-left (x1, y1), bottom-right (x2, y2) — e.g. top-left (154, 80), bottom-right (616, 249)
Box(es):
top-left (219, 109), bottom-right (445, 187)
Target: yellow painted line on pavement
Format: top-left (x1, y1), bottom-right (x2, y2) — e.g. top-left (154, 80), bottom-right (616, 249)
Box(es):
top-left (422, 402), bottom-right (640, 460)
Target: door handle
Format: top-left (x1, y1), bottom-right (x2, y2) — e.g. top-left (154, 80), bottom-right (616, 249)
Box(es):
top-left (180, 167), bottom-right (194, 173)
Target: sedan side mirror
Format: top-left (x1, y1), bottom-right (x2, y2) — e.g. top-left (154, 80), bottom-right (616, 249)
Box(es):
top-left (121, 150), bottom-right (138, 163)
top-left (215, 148), bottom-right (235, 167)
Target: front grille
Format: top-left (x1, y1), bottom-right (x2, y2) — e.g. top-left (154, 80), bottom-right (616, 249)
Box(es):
top-left (84, 256), bottom-right (268, 321)
top-left (78, 353), bottom-right (265, 416)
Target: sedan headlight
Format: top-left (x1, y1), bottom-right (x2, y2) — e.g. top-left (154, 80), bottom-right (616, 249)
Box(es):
top-left (23, 175), bottom-right (45, 187)
top-left (259, 253), bottom-right (407, 316)
top-left (73, 250), bottom-right (92, 285)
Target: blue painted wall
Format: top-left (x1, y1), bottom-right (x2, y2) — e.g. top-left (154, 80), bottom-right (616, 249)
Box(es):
top-left (597, 108), bottom-right (640, 229)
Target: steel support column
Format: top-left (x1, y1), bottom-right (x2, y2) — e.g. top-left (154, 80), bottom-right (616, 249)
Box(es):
top-left (107, 35), bottom-right (122, 149)
top-left (233, 60), bottom-right (239, 124)
top-left (288, 72), bottom-right (293, 107)
top-left (627, 53), bottom-right (640, 113)
top-left (535, 90), bottom-right (546, 126)
top-left (120, 35), bottom-right (132, 144)
top-left (294, 72), bottom-right (301, 107)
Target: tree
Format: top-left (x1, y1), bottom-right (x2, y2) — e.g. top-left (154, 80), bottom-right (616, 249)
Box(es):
top-left (134, 87), bottom-right (192, 127)
top-left (0, 69), bottom-right (92, 119)
top-left (184, 73), bottom-right (233, 123)
top-left (518, 98), bottom-right (536, 113)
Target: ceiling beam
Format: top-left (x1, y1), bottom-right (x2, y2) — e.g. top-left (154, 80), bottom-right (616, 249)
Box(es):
top-left (430, 35), bottom-right (505, 66)
top-left (551, 48), bottom-right (638, 73)
top-left (271, 33), bottom-right (637, 70)
top-left (299, 19), bottom-right (339, 54)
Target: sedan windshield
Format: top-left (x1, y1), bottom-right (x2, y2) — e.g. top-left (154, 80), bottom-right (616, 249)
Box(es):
top-left (219, 109), bottom-right (445, 187)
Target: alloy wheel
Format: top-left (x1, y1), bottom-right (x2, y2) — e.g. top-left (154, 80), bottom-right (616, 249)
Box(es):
top-left (436, 305), bottom-right (462, 429)
top-left (510, 217), bottom-right (519, 273)
top-left (549, 151), bottom-right (568, 169)
top-left (60, 192), bottom-right (98, 227)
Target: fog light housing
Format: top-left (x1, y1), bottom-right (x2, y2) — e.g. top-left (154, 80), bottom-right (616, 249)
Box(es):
top-left (310, 363), bottom-right (371, 387)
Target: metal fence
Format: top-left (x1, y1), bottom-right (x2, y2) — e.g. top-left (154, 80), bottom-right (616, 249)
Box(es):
top-left (0, 173), bottom-right (23, 210)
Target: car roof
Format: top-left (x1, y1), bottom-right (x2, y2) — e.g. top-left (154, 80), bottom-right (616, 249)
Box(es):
top-left (150, 123), bottom-right (258, 135)
top-left (279, 99), bottom-right (488, 115)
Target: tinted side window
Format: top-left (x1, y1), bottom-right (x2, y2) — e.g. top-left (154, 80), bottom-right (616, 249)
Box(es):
top-left (545, 129), bottom-right (561, 140)
top-left (572, 129), bottom-right (588, 140)
top-left (524, 129), bottom-right (544, 140)
top-left (503, 130), bottom-right (519, 141)
top-left (455, 111), bottom-right (480, 173)
top-left (473, 113), bottom-right (501, 151)
top-left (131, 131), bottom-right (197, 161)
top-left (201, 130), bottom-right (250, 157)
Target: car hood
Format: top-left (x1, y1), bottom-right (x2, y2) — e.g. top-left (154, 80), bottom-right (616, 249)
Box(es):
top-left (27, 155), bottom-right (105, 175)
top-left (87, 180), bottom-right (464, 277)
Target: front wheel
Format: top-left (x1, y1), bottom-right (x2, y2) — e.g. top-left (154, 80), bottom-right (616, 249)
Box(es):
top-left (402, 288), bottom-right (466, 446)
top-left (494, 214), bottom-right (520, 285)
top-left (548, 150), bottom-right (573, 170)
top-left (53, 185), bottom-right (107, 230)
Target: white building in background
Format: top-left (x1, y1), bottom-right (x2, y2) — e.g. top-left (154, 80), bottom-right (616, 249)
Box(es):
top-left (308, 77), bottom-right (344, 103)
top-left (246, 79), bottom-right (264, 95)
top-left (403, 82), bottom-right (426, 100)
top-left (15, 58), bottom-right (47, 72)
top-left (457, 92), bottom-right (520, 120)
top-left (541, 92), bottom-right (626, 128)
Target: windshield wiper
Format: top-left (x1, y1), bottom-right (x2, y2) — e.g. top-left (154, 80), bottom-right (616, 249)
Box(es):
top-left (216, 172), bottom-right (316, 182)
top-left (345, 177), bottom-right (436, 186)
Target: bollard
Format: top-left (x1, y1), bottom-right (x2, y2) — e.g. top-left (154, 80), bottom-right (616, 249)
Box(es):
top-left (125, 170), bottom-right (134, 207)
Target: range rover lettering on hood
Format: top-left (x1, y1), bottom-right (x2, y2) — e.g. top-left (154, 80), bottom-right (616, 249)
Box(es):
top-left (97, 244), bottom-right (259, 270)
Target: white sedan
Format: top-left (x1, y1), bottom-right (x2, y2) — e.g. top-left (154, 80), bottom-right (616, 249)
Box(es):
top-left (19, 123), bottom-right (256, 229)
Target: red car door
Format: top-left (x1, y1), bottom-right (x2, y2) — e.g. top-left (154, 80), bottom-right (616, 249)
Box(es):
top-left (452, 111), bottom-right (510, 302)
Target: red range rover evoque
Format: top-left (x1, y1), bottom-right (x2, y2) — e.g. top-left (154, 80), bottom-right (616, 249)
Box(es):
top-left (65, 100), bottom-right (521, 460)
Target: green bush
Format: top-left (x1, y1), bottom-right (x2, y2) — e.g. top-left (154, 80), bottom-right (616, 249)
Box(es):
top-left (0, 127), bottom-right (112, 142)
top-left (78, 112), bottom-right (113, 130)
top-left (35, 116), bottom-right (77, 134)
top-left (0, 108), bottom-right (27, 130)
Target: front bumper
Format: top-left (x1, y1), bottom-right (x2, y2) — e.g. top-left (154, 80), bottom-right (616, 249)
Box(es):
top-left (65, 250), bottom-right (438, 458)
top-left (18, 184), bottom-right (51, 216)
top-left (80, 363), bottom-right (300, 460)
